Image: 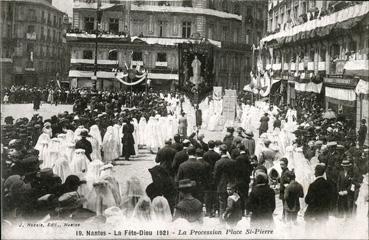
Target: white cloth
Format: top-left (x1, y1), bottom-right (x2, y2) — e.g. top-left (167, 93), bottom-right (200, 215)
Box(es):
top-left (70, 150), bottom-right (89, 174)
top-left (137, 117), bottom-right (147, 146)
top-left (102, 126), bottom-right (117, 162)
top-left (35, 133), bottom-right (50, 168)
top-left (88, 136), bottom-right (102, 161)
top-left (53, 154), bottom-right (71, 183)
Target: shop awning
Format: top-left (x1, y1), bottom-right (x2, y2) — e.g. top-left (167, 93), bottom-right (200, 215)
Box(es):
top-left (261, 2), bottom-right (369, 45)
top-left (147, 73), bottom-right (178, 80)
top-left (68, 70), bottom-right (115, 79)
top-left (70, 59), bottom-right (118, 65)
top-left (355, 79), bottom-right (369, 95)
top-left (344, 60), bottom-right (369, 77)
top-left (295, 82), bottom-right (322, 94)
top-left (326, 86), bottom-right (356, 101)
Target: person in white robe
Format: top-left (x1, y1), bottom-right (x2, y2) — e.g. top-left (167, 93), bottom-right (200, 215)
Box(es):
top-left (74, 126), bottom-right (86, 142)
top-left (131, 118), bottom-right (139, 155)
top-left (152, 196), bottom-right (172, 223)
top-left (35, 126), bottom-right (51, 168)
top-left (112, 124), bottom-right (122, 160)
top-left (70, 148), bottom-right (89, 174)
top-left (89, 125), bottom-right (102, 161)
top-left (53, 153), bottom-right (71, 183)
top-left (145, 116), bottom-right (156, 153)
top-left (138, 117), bottom-right (147, 146)
top-left (292, 147), bottom-right (314, 196)
top-left (208, 112), bottom-right (220, 131)
top-left (102, 126), bottom-right (116, 163)
top-left (158, 116), bottom-right (167, 146)
top-left (48, 138), bottom-right (60, 169)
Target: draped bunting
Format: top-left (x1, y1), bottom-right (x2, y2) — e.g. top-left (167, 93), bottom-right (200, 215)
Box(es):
top-left (261, 2), bottom-right (369, 46)
top-left (115, 72), bottom-right (147, 86)
top-left (326, 86), bottom-right (356, 101)
top-left (355, 79), bottom-right (369, 95)
top-left (295, 82), bottom-right (323, 93)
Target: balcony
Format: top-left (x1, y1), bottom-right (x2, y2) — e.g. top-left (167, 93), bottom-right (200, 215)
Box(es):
top-left (155, 61), bottom-right (168, 67)
top-left (26, 32), bottom-right (37, 40)
top-left (130, 3), bottom-right (242, 21)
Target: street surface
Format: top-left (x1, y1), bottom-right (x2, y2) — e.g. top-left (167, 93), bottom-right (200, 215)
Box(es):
top-left (2, 104), bottom-right (367, 239)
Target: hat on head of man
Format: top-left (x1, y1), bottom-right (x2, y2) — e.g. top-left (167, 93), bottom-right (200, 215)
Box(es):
top-left (341, 159), bottom-right (352, 167)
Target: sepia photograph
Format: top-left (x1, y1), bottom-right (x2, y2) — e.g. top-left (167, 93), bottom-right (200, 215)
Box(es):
top-left (1, 0), bottom-right (368, 239)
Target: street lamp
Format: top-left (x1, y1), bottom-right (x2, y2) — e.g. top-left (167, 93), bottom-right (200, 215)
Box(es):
top-left (93, 0), bottom-right (102, 90)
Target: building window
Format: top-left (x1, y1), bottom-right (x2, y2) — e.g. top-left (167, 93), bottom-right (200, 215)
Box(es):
top-left (48, 13), bottom-right (51, 24)
top-left (47, 29), bottom-right (50, 40)
top-left (182, 0), bottom-right (192, 7)
top-left (159, 21), bottom-right (166, 37)
top-left (54, 15), bottom-right (56, 26)
top-left (222, 26), bottom-right (228, 41)
top-left (234, 3), bottom-right (240, 15)
top-left (132, 51), bottom-right (143, 61)
top-left (246, 7), bottom-right (252, 17)
top-left (207, 25), bottom-right (213, 39)
top-left (246, 30), bottom-right (250, 44)
top-left (84, 17), bottom-right (95, 32)
top-left (209, 0), bottom-right (215, 9)
top-left (109, 18), bottom-right (119, 34)
top-left (41, 26), bottom-right (44, 39)
top-left (320, 47), bottom-right (326, 61)
top-left (222, 1), bottom-right (228, 12)
top-left (27, 25), bottom-right (35, 33)
top-left (182, 21), bottom-right (191, 38)
top-left (41, 11), bottom-right (45, 23)
top-left (108, 50), bottom-right (118, 60)
top-left (83, 50), bottom-right (93, 59)
top-left (157, 52), bottom-right (167, 62)
top-left (59, 17), bottom-right (62, 27)
top-left (53, 30), bottom-right (56, 42)
top-left (28, 8), bottom-right (36, 21)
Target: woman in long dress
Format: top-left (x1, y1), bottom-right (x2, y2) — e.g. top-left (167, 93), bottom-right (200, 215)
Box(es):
top-left (70, 149), bottom-right (89, 174)
top-left (53, 154), bottom-right (71, 183)
top-left (89, 125), bottom-right (102, 161)
top-left (138, 117), bottom-right (147, 146)
top-left (102, 126), bottom-right (116, 163)
top-left (132, 196), bottom-right (153, 222)
top-left (132, 118), bottom-right (139, 154)
top-left (35, 124), bottom-right (52, 169)
top-left (120, 176), bottom-right (144, 218)
top-left (152, 196), bottom-right (172, 223)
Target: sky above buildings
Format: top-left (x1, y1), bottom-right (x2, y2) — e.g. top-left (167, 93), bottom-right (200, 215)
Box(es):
top-left (53, 0), bottom-right (73, 18)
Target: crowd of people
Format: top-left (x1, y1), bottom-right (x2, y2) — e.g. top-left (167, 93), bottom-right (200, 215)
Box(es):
top-left (1, 87), bottom-right (368, 233)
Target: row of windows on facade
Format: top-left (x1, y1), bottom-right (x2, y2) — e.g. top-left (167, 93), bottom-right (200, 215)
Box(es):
top-left (267, 0), bottom-right (319, 32)
top-left (81, 50), bottom-right (167, 62)
top-left (83, 17), bottom-right (255, 43)
top-left (2, 4), bottom-right (64, 28)
top-left (267, 40), bottom-right (366, 65)
top-left (2, 24), bottom-right (64, 44)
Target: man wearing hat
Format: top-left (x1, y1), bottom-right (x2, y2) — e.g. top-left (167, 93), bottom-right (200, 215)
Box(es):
top-left (232, 127), bottom-right (245, 147)
top-left (283, 171), bottom-right (304, 223)
top-left (203, 140), bottom-right (221, 217)
top-left (336, 159), bottom-right (362, 218)
top-left (304, 164), bottom-right (334, 225)
top-left (75, 130), bottom-right (93, 162)
top-left (223, 127), bottom-right (235, 152)
top-left (173, 179), bottom-right (203, 223)
top-left (213, 144), bottom-right (236, 220)
top-left (242, 129), bottom-right (255, 157)
top-left (172, 139), bottom-right (190, 175)
top-left (358, 119), bottom-right (367, 147)
top-left (171, 134), bottom-right (183, 152)
top-left (155, 139), bottom-right (177, 177)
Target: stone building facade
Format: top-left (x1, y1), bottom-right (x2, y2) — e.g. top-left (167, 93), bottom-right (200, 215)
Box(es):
top-left (0, 0), bottom-right (68, 87)
top-left (68, 0), bottom-right (267, 90)
top-left (260, 0), bottom-right (369, 145)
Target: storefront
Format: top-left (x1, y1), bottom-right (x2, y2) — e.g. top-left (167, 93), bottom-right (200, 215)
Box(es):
top-left (324, 77), bottom-right (359, 124)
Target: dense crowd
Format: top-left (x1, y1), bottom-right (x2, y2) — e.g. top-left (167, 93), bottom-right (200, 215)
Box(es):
top-left (1, 88), bottom-right (368, 231)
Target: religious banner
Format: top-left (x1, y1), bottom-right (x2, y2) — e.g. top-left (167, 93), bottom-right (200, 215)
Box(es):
top-left (222, 89), bottom-right (237, 121)
top-left (178, 41), bottom-right (214, 105)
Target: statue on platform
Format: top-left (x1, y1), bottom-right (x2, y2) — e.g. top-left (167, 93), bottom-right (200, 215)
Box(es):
top-left (190, 55), bottom-right (203, 89)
